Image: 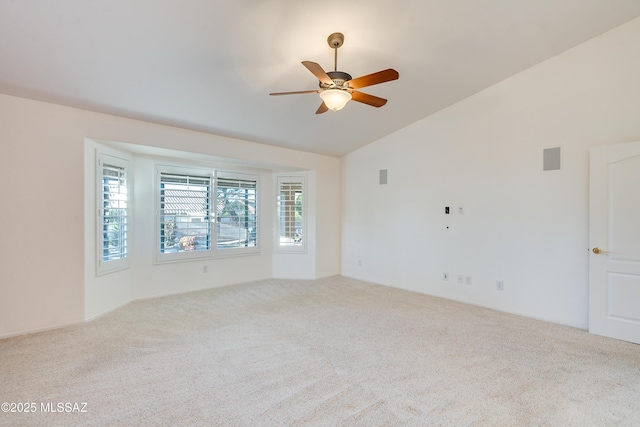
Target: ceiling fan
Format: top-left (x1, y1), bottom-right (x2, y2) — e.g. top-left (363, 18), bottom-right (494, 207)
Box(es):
top-left (270, 32), bottom-right (399, 114)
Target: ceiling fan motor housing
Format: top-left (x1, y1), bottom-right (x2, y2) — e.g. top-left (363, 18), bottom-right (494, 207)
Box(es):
top-left (322, 71), bottom-right (353, 89)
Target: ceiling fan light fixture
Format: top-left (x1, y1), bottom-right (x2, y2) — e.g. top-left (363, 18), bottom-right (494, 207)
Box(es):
top-left (319, 89), bottom-right (352, 111)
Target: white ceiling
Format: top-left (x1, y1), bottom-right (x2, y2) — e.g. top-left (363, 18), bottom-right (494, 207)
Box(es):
top-left (2, 1), bottom-right (640, 157)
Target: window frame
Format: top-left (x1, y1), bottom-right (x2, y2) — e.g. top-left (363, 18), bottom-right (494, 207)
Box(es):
top-left (96, 152), bottom-right (131, 275)
top-left (215, 171), bottom-right (260, 257)
top-left (155, 164), bottom-right (260, 264)
top-left (275, 175), bottom-right (307, 253)
top-left (156, 164), bottom-right (214, 263)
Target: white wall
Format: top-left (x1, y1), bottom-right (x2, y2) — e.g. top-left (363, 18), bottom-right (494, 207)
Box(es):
top-left (315, 166), bottom-right (342, 278)
top-left (342, 17), bottom-right (640, 329)
top-left (1, 97), bottom-right (85, 336)
top-left (0, 95), bottom-right (341, 338)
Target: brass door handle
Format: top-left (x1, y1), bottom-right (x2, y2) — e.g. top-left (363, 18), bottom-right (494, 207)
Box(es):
top-left (592, 247), bottom-right (607, 254)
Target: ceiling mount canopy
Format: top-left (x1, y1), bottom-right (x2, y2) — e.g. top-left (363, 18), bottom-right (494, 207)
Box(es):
top-left (270, 32), bottom-right (399, 114)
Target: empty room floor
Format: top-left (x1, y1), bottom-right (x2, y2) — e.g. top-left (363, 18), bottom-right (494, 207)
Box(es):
top-left (1, 276), bottom-right (639, 426)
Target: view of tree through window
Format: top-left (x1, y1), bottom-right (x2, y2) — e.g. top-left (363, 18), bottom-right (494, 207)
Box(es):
top-left (216, 177), bottom-right (257, 249)
top-left (101, 163), bottom-right (128, 262)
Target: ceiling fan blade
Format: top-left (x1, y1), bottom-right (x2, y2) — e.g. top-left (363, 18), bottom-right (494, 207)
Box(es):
top-left (315, 102), bottom-right (328, 114)
top-left (302, 61), bottom-right (334, 86)
top-left (351, 91), bottom-right (388, 108)
top-left (347, 69), bottom-right (399, 90)
top-left (270, 90), bottom-right (319, 96)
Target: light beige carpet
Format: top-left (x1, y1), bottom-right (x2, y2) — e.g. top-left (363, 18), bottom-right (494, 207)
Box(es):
top-left (1, 276), bottom-right (639, 426)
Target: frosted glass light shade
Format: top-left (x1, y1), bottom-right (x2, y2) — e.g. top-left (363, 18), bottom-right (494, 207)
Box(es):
top-left (319, 89), bottom-right (352, 111)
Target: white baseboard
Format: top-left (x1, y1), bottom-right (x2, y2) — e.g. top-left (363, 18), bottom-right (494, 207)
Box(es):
top-left (0, 320), bottom-right (83, 340)
top-left (341, 274), bottom-right (588, 331)
top-left (84, 299), bottom-right (133, 322)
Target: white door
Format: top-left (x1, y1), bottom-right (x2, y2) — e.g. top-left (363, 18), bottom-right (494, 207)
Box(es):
top-left (589, 140), bottom-right (640, 344)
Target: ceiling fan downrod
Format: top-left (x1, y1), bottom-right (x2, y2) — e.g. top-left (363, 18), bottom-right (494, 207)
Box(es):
top-left (327, 32), bottom-right (344, 72)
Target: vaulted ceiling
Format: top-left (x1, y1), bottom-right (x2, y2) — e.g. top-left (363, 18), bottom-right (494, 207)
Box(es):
top-left (2, 1), bottom-right (639, 156)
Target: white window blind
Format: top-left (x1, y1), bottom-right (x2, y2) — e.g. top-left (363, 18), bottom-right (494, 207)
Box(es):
top-left (277, 177), bottom-right (304, 249)
top-left (216, 176), bottom-right (257, 249)
top-left (98, 153), bottom-right (130, 274)
top-left (159, 173), bottom-right (211, 254)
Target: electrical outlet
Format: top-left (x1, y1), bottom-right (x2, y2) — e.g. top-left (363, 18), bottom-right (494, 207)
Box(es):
top-left (496, 281), bottom-right (504, 291)
top-left (443, 272), bottom-right (449, 281)
top-left (465, 276), bottom-right (472, 285)
top-left (458, 207), bottom-right (464, 215)
top-left (358, 259), bottom-right (362, 267)
top-left (202, 265), bottom-right (208, 273)
top-left (457, 275), bottom-right (464, 284)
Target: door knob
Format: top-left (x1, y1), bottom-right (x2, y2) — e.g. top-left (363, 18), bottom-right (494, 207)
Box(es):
top-left (592, 247), bottom-right (606, 254)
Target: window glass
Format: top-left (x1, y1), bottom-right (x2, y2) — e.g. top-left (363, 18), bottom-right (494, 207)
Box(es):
top-left (159, 173), bottom-right (211, 254)
top-left (98, 153), bottom-right (130, 274)
top-left (216, 177), bottom-right (257, 250)
top-left (277, 177), bottom-right (305, 250)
